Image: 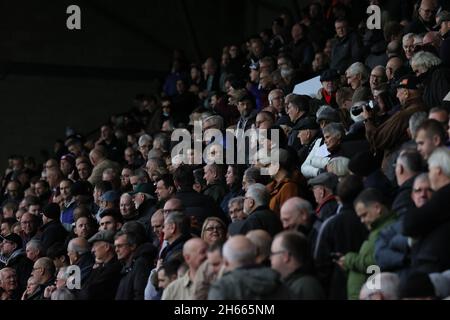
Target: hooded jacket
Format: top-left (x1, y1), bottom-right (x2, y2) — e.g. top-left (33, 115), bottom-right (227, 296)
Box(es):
top-left (208, 265), bottom-right (291, 300)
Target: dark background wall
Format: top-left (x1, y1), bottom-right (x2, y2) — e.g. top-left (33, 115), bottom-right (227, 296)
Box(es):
top-left (0, 0), bottom-right (311, 171)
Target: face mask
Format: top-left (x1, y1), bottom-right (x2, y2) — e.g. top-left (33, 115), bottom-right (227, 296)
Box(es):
top-left (163, 112), bottom-right (170, 117)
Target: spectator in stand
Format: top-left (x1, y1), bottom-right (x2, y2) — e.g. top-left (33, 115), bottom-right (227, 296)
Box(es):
top-left (337, 188), bottom-right (396, 300)
top-left (436, 11), bottom-right (450, 67)
top-left (238, 183), bottom-right (282, 237)
top-left (405, 0), bottom-right (439, 35)
top-left (201, 217), bottom-right (226, 247)
top-left (330, 19), bottom-right (363, 74)
top-left (271, 231), bottom-right (325, 299)
top-left (208, 235), bottom-right (291, 300)
top-left (415, 119), bottom-right (446, 160)
top-left (162, 238), bottom-right (207, 300)
top-left (403, 148), bottom-right (450, 276)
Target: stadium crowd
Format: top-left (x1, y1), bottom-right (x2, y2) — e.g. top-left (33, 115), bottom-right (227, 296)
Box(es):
top-left (1, 0), bottom-right (450, 300)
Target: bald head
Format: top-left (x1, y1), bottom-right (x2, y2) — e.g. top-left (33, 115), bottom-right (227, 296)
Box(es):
top-left (33, 257), bottom-right (56, 284)
top-left (89, 147), bottom-right (107, 166)
top-left (163, 198), bottom-right (184, 216)
top-left (386, 56), bottom-right (403, 80)
top-left (280, 197), bottom-right (312, 230)
top-left (423, 31), bottom-right (442, 49)
top-left (183, 238), bottom-right (208, 271)
top-left (183, 238), bottom-right (207, 255)
top-left (246, 230), bottom-right (272, 265)
top-left (223, 235), bottom-right (257, 271)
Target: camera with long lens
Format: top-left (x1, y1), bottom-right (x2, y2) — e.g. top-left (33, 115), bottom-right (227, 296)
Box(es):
top-left (351, 100), bottom-right (379, 117)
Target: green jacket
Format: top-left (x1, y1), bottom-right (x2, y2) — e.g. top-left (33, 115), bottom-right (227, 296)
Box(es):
top-left (344, 212), bottom-right (397, 300)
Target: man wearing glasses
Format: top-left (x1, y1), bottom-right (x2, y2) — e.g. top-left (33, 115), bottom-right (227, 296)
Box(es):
top-left (405, 0), bottom-right (439, 34)
top-left (270, 231), bottom-right (325, 299)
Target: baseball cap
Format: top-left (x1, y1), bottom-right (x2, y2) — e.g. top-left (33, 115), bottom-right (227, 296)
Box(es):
top-left (100, 190), bottom-right (121, 202)
top-left (395, 74), bottom-right (421, 90)
top-left (128, 183), bottom-right (154, 196)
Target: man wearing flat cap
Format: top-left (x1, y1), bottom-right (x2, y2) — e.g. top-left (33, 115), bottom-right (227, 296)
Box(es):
top-left (39, 203), bottom-right (68, 253)
top-left (297, 117), bottom-right (321, 165)
top-left (0, 233), bottom-right (33, 293)
top-left (308, 172), bottom-right (339, 223)
top-left (312, 69), bottom-right (341, 112)
top-left (77, 230), bottom-right (122, 300)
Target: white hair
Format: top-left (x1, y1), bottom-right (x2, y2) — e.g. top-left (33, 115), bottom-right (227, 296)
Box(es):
top-left (402, 33), bottom-right (415, 46)
top-left (327, 157), bottom-right (350, 178)
top-left (346, 62), bottom-right (368, 82)
top-left (428, 147), bottom-right (450, 177)
top-left (411, 51), bottom-right (442, 72)
top-left (360, 272), bottom-right (400, 300)
top-left (138, 134), bottom-right (152, 147)
top-left (268, 89), bottom-right (284, 104)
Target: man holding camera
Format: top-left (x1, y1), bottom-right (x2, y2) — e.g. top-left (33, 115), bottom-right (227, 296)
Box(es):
top-left (363, 74), bottom-right (426, 172)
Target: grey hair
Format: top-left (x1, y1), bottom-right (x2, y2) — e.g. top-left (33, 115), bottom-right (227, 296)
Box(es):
top-left (228, 196), bottom-right (245, 209)
top-left (346, 62), bottom-right (368, 83)
top-left (327, 157), bottom-right (350, 178)
top-left (402, 33), bottom-right (415, 46)
top-left (322, 122), bottom-right (346, 140)
top-left (360, 272), bottom-right (400, 300)
top-left (411, 51), bottom-right (442, 72)
top-left (26, 239), bottom-right (44, 253)
top-left (246, 183), bottom-right (270, 207)
top-left (67, 239), bottom-right (90, 255)
top-left (203, 115), bottom-right (224, 130)
top-left (428, 147), bottom-right (450, 177)
top-left (51, 288), bottom-right (76, 300)
top-left (138, 134), bottom-right (152, 147)
top-left (409, 111), bottom-right (428, 138)
top-left (414, 172), bottom-right (430, 185)
top-left (164, 211), bottom-right (190, 235)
